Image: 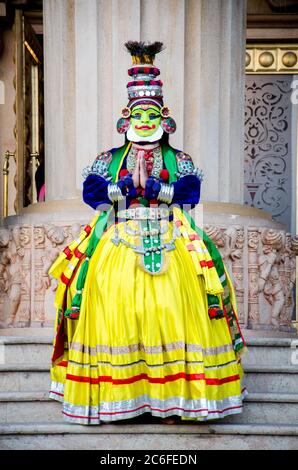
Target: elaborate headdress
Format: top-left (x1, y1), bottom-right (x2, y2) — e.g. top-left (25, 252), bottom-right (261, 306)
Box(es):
top-left (125, 41), bottom-right (164, 109)
top-left (117, 41), bottom-right (176, 137)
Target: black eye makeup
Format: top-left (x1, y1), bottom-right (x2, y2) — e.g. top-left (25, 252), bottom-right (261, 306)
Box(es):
top-left (149, 113), bottom-right (160, 120)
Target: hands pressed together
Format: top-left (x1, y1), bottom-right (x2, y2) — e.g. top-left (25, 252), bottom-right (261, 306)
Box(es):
top-left (131, 151), bottom-right (148, 189)
top-left (117, 151), bottom-right (162, 200)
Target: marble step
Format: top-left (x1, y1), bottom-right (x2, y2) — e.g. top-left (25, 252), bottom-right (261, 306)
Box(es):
top-left (223, 392), bottom-right (298, 424)
top-left (0, 364), bottom-right (51, 392)
top-left (0, 422), bottom-right (298, 450)
top-left (1, 336), bottom-right (298, 367)
top-left (0, 337), bottom-right (53, 365)
top-left (242, 337), bottom-right (298, 368)
top-left (0, 363), bottom-right (297, 393)
top-left (242, 365), bottom-right (298, 393)
top-left (0, 391), bottom-right (297, 425)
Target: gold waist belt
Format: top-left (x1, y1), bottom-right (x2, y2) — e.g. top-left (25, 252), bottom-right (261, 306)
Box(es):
top-left (117, 207), bottom-right (171, 220)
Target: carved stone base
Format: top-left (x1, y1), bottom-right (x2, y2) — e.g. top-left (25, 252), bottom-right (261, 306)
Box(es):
top-left (0, 199), bottom-right (93, 330)
top-left (0, 200), bottom-right (297, 336)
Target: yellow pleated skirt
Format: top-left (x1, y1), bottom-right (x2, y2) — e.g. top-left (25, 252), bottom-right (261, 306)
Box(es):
top-left (49, 210), bottom-right (247, 424)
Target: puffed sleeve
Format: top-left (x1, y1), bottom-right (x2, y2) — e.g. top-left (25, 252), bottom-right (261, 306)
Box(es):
top-left (82, 151), bottom-right (114, 210)
top-left (83, 173), bottom-right (111, 210)
top-left (157, 151), bottom-right (203, 209)
top-left (172, 152), bottom-right (203, 208)
top-left (172, 174), bottom-right (201, 208)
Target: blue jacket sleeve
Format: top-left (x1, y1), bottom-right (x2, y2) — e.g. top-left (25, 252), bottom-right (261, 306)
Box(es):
top-left (172, 175), bottom-right (201, 208)
top-left (82, 174), bottom-right (111, 210)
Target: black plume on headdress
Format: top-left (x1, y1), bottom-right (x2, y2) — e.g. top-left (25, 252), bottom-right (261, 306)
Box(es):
top-left (125, 41), bottom-right (164, 64)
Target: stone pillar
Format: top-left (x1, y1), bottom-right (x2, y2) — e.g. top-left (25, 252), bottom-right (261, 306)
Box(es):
top-left (96, 0), bottom-right (140, 152)
top-left (140, 0), bottom-right (186, 150)
top-left (185, 0), bottom-right (247, 204)
top-left (44, 0), bottom-right (141, 199)
top-left (74, 0), bottom-right (100, 191)
top-left (44, 0), bottom-right (246, 204)
top-left (43, 0), bottom-right (79, 202)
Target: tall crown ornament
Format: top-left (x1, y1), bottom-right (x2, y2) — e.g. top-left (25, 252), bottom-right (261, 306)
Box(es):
top-left (116, 41), bottom-right (177, 141)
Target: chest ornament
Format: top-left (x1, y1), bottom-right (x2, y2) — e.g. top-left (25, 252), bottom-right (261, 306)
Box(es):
top-left (82, 151), bottom-right (113, 180)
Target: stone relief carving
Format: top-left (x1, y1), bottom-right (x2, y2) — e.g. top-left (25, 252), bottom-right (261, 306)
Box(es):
top-left (0, 220), bottom-right (297, 332)
top-left (33, 226), bottom-right (51, 326)
top-left (39, 225), bottom-right (69, 326)
top-left (0, 229), bottom-right (10, 320)
top-left (37, 224), bottom-right (82, 326)
top-left (248, 229), bottom-right (260, 327)
top-left (0, 227), bottom-right (10, 282)
top-left (281, 234), bottom-right (298, 330)
top-left (43, 224), bottom-right (67, 293)
top-left (204, 225), bottom-right (245, 324)
top-left (259, 229), bottom-right (285, 328)
top-left (0, 222), bottom-right (84, 328)
top-left (0, 226), bottom-right (31, 327)
top-left (247, 227), bottom-right (296, 332)
top-left (230, 227), bottom-right (245, 325)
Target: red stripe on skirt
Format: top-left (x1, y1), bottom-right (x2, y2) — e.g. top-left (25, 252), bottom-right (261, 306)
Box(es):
top-left (65, 372), bottom-right (240, 386)
top-left (57, 361), bottom-right (68, 367)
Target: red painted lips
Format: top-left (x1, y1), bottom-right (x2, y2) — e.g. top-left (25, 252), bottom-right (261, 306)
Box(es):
top-left (135, 125), bottom-right (156, 130)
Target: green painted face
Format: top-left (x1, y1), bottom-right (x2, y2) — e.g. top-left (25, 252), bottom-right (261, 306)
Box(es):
top-left (130, 105), bottom-right (161, 137)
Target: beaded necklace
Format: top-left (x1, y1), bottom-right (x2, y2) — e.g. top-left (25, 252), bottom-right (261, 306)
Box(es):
top-left (126, 142), bottom-right (163, 178)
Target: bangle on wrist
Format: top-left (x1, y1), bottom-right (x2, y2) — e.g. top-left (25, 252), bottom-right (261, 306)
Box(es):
top-left (108, 183), bottom-right (125, 202)
top-left (157, 182), bottom-right (174, 204)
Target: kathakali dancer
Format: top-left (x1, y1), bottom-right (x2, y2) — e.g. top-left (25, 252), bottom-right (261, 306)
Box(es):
top-left (49, 41), bottom-right (247, 425)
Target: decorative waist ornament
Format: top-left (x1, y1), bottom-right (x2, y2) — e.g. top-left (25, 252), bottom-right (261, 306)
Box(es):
top-left (117, 206), bottom-right (170, 220)
top-left (111, 217), bottom-right (181, 275)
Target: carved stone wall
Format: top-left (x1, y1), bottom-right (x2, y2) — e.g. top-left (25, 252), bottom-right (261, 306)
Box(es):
top-left (205, 225), bottom-right (245, 325)
top-left (0, 221), bottom-right (84, 328)
top-left (0, 205), bottom-right (297, 334)
top-left (206, 224), bottom-right (298, 333)
top-left (244, 75), bottom-right (293, 230)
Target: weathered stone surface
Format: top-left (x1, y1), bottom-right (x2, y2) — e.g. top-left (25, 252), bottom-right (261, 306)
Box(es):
top-left (224, 395), bottom-right (298, 425)
top-left (243, 366), bottom-right (298, 393)
top-left (0, 367), bottom-right (50, 392)
top-left (0, 400), bottom-right (61, 423)
top-left (0, 423), bottom-right (298, 450)
top-left (1, 343), bottom-right (53, 365)
top-left (242, 338), bottom-right (298, 367)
